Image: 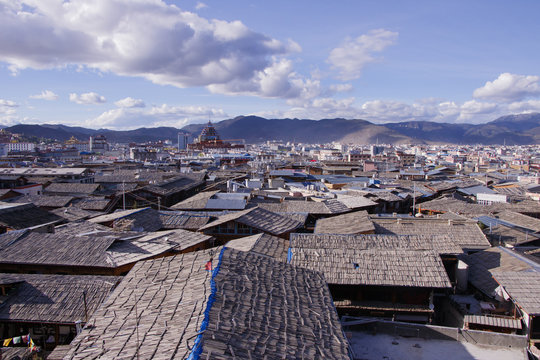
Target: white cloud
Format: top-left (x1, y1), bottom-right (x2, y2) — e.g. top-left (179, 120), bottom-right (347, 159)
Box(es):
top-left (195, 2), bottom-right (207, 10)
top-left (29, 89), bottom-right (58, 100)
top-left (0, 0), bottom-right (303, 99)
top-left (473, 73), bottom-right (540, 102)
top-left (328, 29), bottom-right (398, 81)
top-left (0, 99), bottom-right (19, 125)
top-left (69, 92), bottom-right (106, 105)
top-left (508, 99), bottom-right (540, 113)
top-left (114, 97), bottom-right (145, 108)
top-left (329, 83), bottom-right (353, 93)
top-left (209, 58), bottom-right (321, 101)
top-left (88, 104), bottom-right (227, 129)
top-left (0, 99), bottom-right (18, 108)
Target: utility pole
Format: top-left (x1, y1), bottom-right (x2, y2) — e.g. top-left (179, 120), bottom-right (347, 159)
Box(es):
top-left (157, 197), bottom-right (161, 211)
top-left (122, 181), bottom-right (126, 211)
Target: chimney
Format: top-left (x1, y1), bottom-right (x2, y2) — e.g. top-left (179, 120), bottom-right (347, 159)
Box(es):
top-left (448, 219), bottom-right (453, 226)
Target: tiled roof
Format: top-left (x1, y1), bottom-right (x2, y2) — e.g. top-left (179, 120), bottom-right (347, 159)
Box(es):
top-left (199, 207), bottom-right (303, 236)
top-left (494, 210), bottom-right (540, 232)
top-left (290, 248), bottom-right (451, 288)
top-left (8, 194), bottom-right (74, 208)
top-left (416, 196), bottom-right (540, 216)
top-left (50, 206), bottom-right (102, 222)
top-left (256, 199), bottom-right (349, 214)
top-left (226, 233), bottom-right (289, 261)
top-left (463, 247), bottom-right (533, 297)
top-left (89, 207), bottom-right (163, 232)
top-left (371, 217), bottom-right (490, 250)
top-left (291, 233), bottom-right (463, 255)
top-left (64, 248), bottom-right (351, 359)
top-left (44, 182), bottom-right (100, 195)
top-left (171, 190), bottom-right (220, 209)
top-left (464, 315), bottom-right (522, 330)
top-left (314, 210), bottom-right (375, 234)
top-left (159, 210), bottom-right (211, 230)
top-left (142, 173), bottom-right (205, 196)
top-left (0, 273), bottom-right (119, 324)
top-left (0, 202), bottom-right (64, 229)
top-left (0, 230), bottom-right (178, 270)
top-left (491, 271), bottom-right (540, 315)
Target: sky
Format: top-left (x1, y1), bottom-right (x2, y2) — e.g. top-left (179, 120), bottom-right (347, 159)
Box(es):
top-left (1, 0), bottom-right (540, 130)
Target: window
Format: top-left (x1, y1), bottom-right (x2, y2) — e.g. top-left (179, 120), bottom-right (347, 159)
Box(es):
top-left (237, 223), bottom-right (252, 234)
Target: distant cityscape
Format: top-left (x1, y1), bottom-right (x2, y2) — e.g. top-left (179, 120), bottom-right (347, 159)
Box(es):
top-left (0, 118), bottom-right (540, 359)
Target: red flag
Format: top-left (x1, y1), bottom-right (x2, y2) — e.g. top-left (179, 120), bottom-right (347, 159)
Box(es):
top-left (205, 260), bottom-right (212, 271)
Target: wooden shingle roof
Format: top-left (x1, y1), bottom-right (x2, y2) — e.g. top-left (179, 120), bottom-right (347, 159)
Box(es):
top-left (44, 182), bottom-right (100, 195)
top-left (199, 207), bottom-right (303, 236)
top-left (64, 248), bottom-right (351, 359)
top-left (491, 271), bottom-right (540, 315)
top-left (0, 273), bottom-right (119, 324)
top-left (171, 190), bottom-right (220, 210)
top-left (0, 230), bottom-right (179, 270)
top-left (371, 217), bottom-right (490, 250)
top-left (290, 233), bottom-right (463, 255)
top-left (226, 233), bottom-right (289, 261)
top-left (0, 202), bottom-right (64, 230)
top-left (314, 210), bottom-right (375, 234)
top-left (290, 248), bottom-right (451, 288)
top-left (158, 210), bottom-right (211, 230)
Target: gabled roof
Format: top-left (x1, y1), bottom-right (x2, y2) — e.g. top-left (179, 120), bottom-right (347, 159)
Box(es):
top-left (226, 233), bottom-right (289, 261)
top-left (141, 173), bottom-right (205, 196)
top-left (158, 210), bottom-right (211, 230)
top-left (0, 202), bottom-right (64, 230)
top-left (199, 207), bottom-right (303, 235)
top-left (491, 271), bottom-right (540, 315)
top-left (64, 248), bottom-right (351, 359)
top-left (0, 229), bottom-right (179, 270)
top-left (314, 210), bottom-right (375, 234)
top-left (371, 217), bottom-right (490, 250)
top-left (44, 182), bottom-right (100, 195)
top-left (290, 248), bottom-right (451, 288)
top-left (0, 273), bottom-right (120, 324)
top-left (8, 194), bottom-right (74, 208)
top-left (171, 190), bottom-right (220, 209)
top-left (89, 207), bottom-right (163, 232)
top-left (256, 199), bottom-right (349, 214)
top-left (463, 247), bottom-right (534, 298)
top-left (291, 233), bottom-right (463, 255)
top-left (494, 210), bottom-right (540, 233)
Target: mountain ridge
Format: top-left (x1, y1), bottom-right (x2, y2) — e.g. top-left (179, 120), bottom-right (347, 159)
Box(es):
top-left (4, 113), bottom-right (540, 145)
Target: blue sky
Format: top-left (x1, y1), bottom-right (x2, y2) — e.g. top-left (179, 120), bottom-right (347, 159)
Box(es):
top-left (1, 0), bottom-right (540, 129)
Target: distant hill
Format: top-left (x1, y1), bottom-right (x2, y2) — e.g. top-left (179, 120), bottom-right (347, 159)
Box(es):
top-left (4, 113), bottom-right (540, 145)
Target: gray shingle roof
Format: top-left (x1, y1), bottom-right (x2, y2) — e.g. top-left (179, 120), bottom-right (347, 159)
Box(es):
top-left (199, 207), bottom-right (303, 236)
top-left (159, 210), bottom-right (211, 230)
top-left (491, 271), bottom-right (540, 315)
top-left (171, 190), bottom-right (220, 210)
top-left (371, 217), bottom-right (490, 250)
top-left (290, 233), bottom-right (463, 255)
top-left (0, 273), bottom-right (119, 324)
top-left (44, 182), bottom-right (100, 195)
top-left (226, 233), bottom-right (289, 261)
top-left (64, 248), bottom-right (351, 359)
top-left (8, 194), bottom-right (74, 208)
top-left (314, 210), bottom-right (375, 234)
top-left (90, 207), bottom-right (163, 232)
top-left (256, 199), bottom-right (349, 214)
top-left (462, 247), bottom-right (533, 297)
top-left (290, 248), bottom-right (451, 288)
top-left (0, 202), bottom-right (64, 229)
top-left (0, 230), bottom-right (179, 269)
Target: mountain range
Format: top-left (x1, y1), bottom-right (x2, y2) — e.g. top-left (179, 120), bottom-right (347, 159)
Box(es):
top-left (4, 113), bottom-right (540, 145)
